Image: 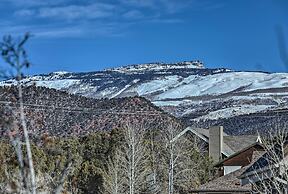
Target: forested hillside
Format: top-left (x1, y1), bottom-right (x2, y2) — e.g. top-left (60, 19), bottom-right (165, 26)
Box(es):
top-left (0, 85), bottom-right (182, 137)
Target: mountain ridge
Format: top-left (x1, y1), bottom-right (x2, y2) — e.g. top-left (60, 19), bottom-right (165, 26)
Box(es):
top-left (1, 61), bottom-right (287, 135)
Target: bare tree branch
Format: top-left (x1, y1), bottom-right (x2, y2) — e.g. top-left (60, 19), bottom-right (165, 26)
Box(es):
top-left (0, 33), bottom-right (36, 194)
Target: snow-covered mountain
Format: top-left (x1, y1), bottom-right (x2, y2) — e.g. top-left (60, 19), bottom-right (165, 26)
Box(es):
top-left (1, 60), bottom-right (288, 135)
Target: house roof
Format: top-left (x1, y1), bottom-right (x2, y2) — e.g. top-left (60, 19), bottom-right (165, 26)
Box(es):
top-left (239, 140), bottom-right (288, 180)
top-left (186, 127), bottom-right (259, 157)
top-left (214, 142), bottom-right (264, 167)
top-left (187, 127), bottom-right (264, 192)
top-left (190, 166), bottom-right (252, 193)
top-left (224, 135), bottom-right (260, 153)
top-left (191, 147), bottom-right (265, 193)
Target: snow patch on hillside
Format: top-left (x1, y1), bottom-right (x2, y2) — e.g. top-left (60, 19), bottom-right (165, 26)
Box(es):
top-left (35, 79), bottom-right (80, 89)
top-left (193, 105), bottom-right (275, 121)
top-left (137, 76), bottom-right (180, 95)
top-left (154, 72), bottom-right (288, 100)
top-left (245, 73), bottom-right (288, 91)
top-left (153, 100), bottom-right (192, 106)
top-left (52, 71), bottom-right (70, 75)
top-left (110, 84), bottom-right (131, 98)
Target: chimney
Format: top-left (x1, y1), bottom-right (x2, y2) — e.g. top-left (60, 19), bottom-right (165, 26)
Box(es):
top-left (209, 126), bottom-right (223, 163)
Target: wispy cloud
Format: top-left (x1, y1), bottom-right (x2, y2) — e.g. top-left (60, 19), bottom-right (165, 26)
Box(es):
top-left (15, 9), bottom-right (35, 17)
top-left (159, 0), bottom-right (194, 14)
top-left (3, 0), bottom-right (225, 38)
top-left (1, 0), bottom-right (67, 7)
top-left (120, 0), bottom-right (156, 8)
top-left (14, 3), bottom-right (116, 20)
top-left (0, 21), bottom-right (125, 38)
top-left (122, 10), bottom-right (144, 19)
top-left (37, 3), bottom-right (115, 20)
top-left (120, 0), bottom-right (194, 13)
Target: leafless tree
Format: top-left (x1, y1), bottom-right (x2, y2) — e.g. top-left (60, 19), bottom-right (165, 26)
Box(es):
top-left (0, 33), bottom-right (76, 194)
top-left (160, 123), bottom-right (203, 194)
top-left (145, 128), bottom-right (162, 194)
top-left (103, 123), bottom-right (150, 194)
top-left (102, 150), bottom-right (125, 194)
top-left (246, 128), bottom-right (288, 193)
top-left (122, 123), bottom-right (150, 194)
top-left (0, 33), bottom-right (37, 194)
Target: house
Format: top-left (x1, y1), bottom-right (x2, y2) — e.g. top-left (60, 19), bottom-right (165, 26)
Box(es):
top-left (213, 142), bottom-right (265, 177)
top-left (189, 126), bottom-right (263, 194)
top-left (187, 126), bottom-right (288, 193)
top-left (190, 166), bottom-right (251, 194)
top-left (181, 126), bottom-right (261, 163)
top-left (190, 143), bottom-right (264, 194)
top-left (239, 138), bottom-right (288, 193)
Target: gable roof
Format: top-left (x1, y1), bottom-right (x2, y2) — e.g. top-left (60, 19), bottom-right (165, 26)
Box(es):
top-left (224, 135), bottom-right (260, 153)
top-left (214, 142), bottom-right (264, 167)
top-left (191, 150), bottom-right (265, 193)
top-left (190, 166), bottom-right (252, 193)
top-left (239, 140), bottom-right (288, 181)
top-left (184, 127), bottom-right (259, 157)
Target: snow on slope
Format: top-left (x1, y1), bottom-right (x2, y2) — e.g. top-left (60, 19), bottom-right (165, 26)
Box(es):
top-left (1, 79), bottom-right (80, 90)
top-left (35, 79), bottom-right (80, 89)
top-left (147, 72), bottom-right (288, 100)
top-left (192, 105), bottom-right (275, 121)
top-left (1, 67), bottom-right (288, 102)
top-left (137, 75), bottom-right (180, 95)
top-left (153, 99), bottom-right (194, 107)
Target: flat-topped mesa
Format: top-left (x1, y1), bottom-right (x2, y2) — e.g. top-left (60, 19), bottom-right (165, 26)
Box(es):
top-left (51, 71), bottom-right (70, 75)
top-left (107, 60), bottom-right (205, 73)
top-left (176, 60), bottom-right (204, 68)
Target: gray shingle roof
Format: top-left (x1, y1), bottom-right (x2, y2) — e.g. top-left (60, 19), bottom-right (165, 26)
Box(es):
top-left (224, 135), bottom-right (259, 153)
top-left (191, 166), bottom-right (251, 192)
top-left (188, 127), bottom-right (259, 156)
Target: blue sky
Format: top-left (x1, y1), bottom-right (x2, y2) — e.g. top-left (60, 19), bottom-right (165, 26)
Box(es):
top-left (0, 0), bottom-right (287, 74)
